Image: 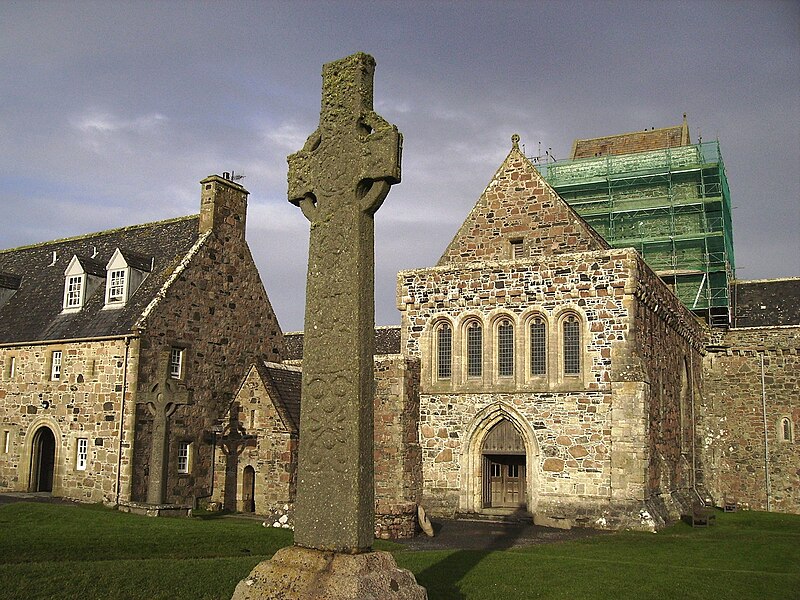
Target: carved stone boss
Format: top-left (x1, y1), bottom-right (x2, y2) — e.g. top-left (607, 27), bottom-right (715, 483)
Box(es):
top-left (287, 52), bottom-right (402, 552)
top-left (137, 352), bottom-right (191, 505)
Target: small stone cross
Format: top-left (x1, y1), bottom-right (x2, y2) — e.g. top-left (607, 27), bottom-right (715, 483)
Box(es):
top-left (287, 52), bottom-right (402, 553)
top-left (137, 351), bottom-right (191, 505)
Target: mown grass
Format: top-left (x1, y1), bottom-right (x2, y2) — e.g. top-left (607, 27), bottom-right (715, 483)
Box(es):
top-left (1, 502), bottom-right (798, 600)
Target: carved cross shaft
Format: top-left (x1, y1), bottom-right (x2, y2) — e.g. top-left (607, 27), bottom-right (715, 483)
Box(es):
top-left (137, 352), bottom-right (191, 505)
top-left (287, 52), bottom-right (402, 553)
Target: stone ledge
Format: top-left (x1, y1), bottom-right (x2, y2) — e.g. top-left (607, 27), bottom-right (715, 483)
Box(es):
top-left (231, 546), bottom-right (427, 600)
top-left (117, 500), bottom-right (191, 517)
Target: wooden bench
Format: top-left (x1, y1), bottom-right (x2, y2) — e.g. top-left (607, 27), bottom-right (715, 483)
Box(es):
top-left (723, 496), bottom-right (738, 512)
top-left (691, 503), bottom-right (716, 527)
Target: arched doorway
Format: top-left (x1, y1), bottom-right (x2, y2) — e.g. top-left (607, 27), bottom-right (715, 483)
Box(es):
top-left (30, 427), bottom-right (56, 492)
top-left (481, 419), bottom-right (526, 510)
top-left (242, 466), bottom-right (255, 513)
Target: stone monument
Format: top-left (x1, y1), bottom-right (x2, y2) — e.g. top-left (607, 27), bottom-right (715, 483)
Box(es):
top-left (137, 351), bottom-right (191, 505)
top-left (231, 52), bottom-right (426, 599)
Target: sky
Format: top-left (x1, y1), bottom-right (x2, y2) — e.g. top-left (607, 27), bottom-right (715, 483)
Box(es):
top-left (1, 0), bottom-right (798, 332)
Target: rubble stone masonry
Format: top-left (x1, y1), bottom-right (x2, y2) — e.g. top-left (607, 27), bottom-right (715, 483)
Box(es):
top-left (702, 326), bottom-right (799, 512)
top-left (0, 338), bottom-right (139, 503)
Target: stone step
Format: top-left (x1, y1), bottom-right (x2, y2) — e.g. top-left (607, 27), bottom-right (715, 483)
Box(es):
top-left (453, 511), bottom-right (533, 525)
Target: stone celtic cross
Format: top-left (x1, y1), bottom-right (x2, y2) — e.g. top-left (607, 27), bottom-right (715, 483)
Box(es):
top-left (137, 351), bottom-right (191, 505)
top-left (288, 52), bottom-right (402, 553)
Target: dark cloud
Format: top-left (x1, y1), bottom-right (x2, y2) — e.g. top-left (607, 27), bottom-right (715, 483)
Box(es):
top-left (1, 0), bottom-right (798, 331)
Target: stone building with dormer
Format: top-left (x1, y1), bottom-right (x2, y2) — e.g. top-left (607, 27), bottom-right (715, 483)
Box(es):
top-left (0, 174), bottom-right (283, 512)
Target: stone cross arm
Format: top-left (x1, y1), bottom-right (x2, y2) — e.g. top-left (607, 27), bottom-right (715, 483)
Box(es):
top-left (287, 52), bottom-right (402, 219)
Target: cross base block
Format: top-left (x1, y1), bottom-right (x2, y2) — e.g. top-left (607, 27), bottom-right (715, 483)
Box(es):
top-left (231, 545), bottom-right (427, 600)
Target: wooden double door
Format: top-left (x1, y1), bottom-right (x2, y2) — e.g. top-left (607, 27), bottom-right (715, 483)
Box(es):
top-left (484, 454), bottom-right (526, 509)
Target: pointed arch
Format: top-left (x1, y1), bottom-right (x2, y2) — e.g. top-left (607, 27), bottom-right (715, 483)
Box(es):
top-left (459, 402), bottom-right (539, 514)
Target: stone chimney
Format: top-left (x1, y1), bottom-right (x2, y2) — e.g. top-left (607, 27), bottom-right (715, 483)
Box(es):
top-left (199, 174), bottom-right (248, 241)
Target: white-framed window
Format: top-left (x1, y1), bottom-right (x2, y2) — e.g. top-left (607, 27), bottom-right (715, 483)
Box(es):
top-left (436, 322), bottom-right (452, 380)
top-left (562, 314), bottom-right (581, 376)
top-left (2, 431), bottom-right (9, 454)
top-left (6, 356), bottom-right (15, 379)
top-left (65, 275), bottom-right (83, 308)
top-left (497, 319), bottom-right (514, 377)
top-left (76, 438), bottom-right (88, 471)
top-left (106, 269), bottom-right (126, 304)
top-left (177, 441), bottom-right (191, 474)
top-left (169, 347), bottom-right (184, 379)
top-left (51, 350), bottom-right (62, 380)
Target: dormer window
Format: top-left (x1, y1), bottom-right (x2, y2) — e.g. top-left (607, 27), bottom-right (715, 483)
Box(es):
top-left (103, 248), bottom-right (151, 309)
top-left (0, 272), bottom-right (22, 309)
top-left (106, 269), bottom-right (127, 305)
top-left (65, 275), bottom-right (83, 308)
top-left (62, 255), bottom-right (105, 312)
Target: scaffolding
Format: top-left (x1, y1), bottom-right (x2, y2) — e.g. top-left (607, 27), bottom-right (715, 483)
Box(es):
top-left (536, 141), bottom-right (735, 325)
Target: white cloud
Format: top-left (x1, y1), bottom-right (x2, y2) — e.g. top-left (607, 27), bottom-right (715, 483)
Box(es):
top-left (72, 110), bottom-right (167, 134)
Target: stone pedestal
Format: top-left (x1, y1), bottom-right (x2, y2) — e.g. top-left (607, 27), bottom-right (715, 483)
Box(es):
top-left (231, 546), bottom-right (427, 600)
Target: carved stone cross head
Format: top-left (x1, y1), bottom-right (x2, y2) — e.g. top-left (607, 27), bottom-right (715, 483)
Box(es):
top-left (287, 52), bottom-right (402, 221)
top-left (137, 350), bottom-right (191, 417)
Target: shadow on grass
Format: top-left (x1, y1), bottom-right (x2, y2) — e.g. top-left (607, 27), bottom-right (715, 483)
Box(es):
top-left (415, 510), bottom-right (528, 599)
top-left (191, 509), bottom-right (235, 520)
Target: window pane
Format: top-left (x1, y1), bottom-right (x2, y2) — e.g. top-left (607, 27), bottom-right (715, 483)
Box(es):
top-left (170, 348), bottom-right (183, 379)
top-left (530, 319), bottom-right (546, 375)
top-left (467, 322), bottom-right (482, 378)
top-left (563, 317), bottom-right (581, 375)
top-left (498, 320), bottom-right (514, 377)
top-left (66, 276), bottom-right (82, 307)
top-left (178, 442), bottom-right (190, 473)
top-left (108, 269), bottom-right (126, 302)
top-left (437, 324), bottom-right (452, 379)
top-left (51, 351), bottom-right (62, 380)
top-left (77, 438), bottom-right (88, 471)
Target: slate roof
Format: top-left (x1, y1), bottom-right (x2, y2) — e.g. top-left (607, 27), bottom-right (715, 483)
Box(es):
top-left (257, 361), bottom-right (302, 432)
top-left (732, 278), bottom-right (800, 328)
top-left (282, 326), bottom-right (401, 361)
top-left (0, 216), bottom-right (200, 344)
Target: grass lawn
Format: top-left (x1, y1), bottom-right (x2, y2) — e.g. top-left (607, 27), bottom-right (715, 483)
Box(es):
top-left (1, 502), bottom-right (798, 600)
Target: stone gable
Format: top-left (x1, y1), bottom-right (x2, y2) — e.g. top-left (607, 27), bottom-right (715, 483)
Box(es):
top-left (437, 136), bottom-right (608, 266)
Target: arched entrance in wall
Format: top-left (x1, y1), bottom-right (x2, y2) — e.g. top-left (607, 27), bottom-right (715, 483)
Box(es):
top-left (242, 466), bottom-right (255, 513)
top-left (30, 426), bottom-right (56, 492)
top-left (481, 419), bottom-right (526, 510)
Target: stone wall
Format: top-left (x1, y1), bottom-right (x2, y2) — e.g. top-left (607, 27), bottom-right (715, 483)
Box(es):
top-left (400, 250), bottom-right (632, 526)
top-left (374, 355), bottom-right (421, 539)
top-left (626, 258), bottom-right (706, 521)
top-left (211, 365), bottom-right (297, 515)
top-left (131, 179), bottom-right (284, 506)
top-left (437, 144), bottom-right (606, 266)
top-left (0, 338), bottom-right (138, 503)
top-left (702, 326), bottom-right (800, 513)
top-left (399, 247), bottom-right (704, 529)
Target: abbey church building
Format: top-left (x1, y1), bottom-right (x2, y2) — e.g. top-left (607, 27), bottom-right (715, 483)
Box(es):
top-left (1, 121), bottom-right (797, 534)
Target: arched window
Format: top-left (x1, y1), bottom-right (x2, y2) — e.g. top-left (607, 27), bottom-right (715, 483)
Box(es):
top-left (563, 314), bottom-right (581, 376)
top-left (780, 417), bottom-right (793, 443)
top-left (497, 319), bottom-right (514, 377)
top-left (529, 317), bottom-right (546, 376)
top-left (467, 320), bottom-right (483, 378)
top-left (436, 322), bottom-right (452, 380)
